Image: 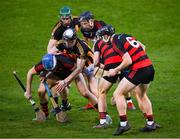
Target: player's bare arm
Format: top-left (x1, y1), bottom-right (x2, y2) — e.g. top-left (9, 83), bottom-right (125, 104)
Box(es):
top-left (109, 52), bottom-right (132, 77)
top-left (47, 39), bottom-right (58, 53)
top-left (55, 58), bottom-right (86, 92)
top-left (25, 67), bottom-right (37, 99)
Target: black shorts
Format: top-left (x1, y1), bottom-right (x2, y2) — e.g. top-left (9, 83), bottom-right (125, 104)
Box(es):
top-left (103, 72), bottom-right (127, 84)
top-left (103, 69), bottom-right (130, 83)
top-left (103, 74), bottom-right (119, 83)
top-left (125, 65), bottom-right (155, 85)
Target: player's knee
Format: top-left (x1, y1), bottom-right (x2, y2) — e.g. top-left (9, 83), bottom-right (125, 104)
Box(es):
top-left (98, 88), bottom-right (107, 95)
top-left (113, 91), bottom-right (123, 99)
top-left (137, 92), bottom-right (146, 99)
top-left (91, 89), bottom-right (98, 97)
top-left (80, 91), bottom-right (89, 98)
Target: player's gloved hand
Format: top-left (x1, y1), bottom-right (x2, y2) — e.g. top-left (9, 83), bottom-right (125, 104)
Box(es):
top-left (24, 91), bottom-right (32, 100)
top-left (55, 80), bottom-right (67, 92)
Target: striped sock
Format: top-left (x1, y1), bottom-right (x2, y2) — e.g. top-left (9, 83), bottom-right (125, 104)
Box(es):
top-left (40, 102), bottom-right (49, 117)
top-left (119, 115), bottom-right (128, 126)
top-left (99, 112), bottom-right (106, 124)
top-left (146, 114), bottom-right (154, 125)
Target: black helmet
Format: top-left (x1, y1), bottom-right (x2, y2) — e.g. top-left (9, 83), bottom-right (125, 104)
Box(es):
top-left (79, 11), bottom-right (94, 22)
top-left (63, 28), bottom-right (77, 41)
top-left (96, 25), bottom-right (115, 38)
top-left (96, 25), bottom-right (115, 37)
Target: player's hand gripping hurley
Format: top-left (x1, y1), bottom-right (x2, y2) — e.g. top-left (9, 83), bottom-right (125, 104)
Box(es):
top-left (13, 71), bottom-right (46, 122)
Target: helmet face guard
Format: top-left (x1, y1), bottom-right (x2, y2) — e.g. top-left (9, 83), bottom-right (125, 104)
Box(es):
top-left (96, 25), bottom-right (115, 42)
top-left (79, 11), bottom-right (94, 22)
top-left (63, 28), bottom-right (77, 41)
top-left (42, 54), bottom-right (57, 71)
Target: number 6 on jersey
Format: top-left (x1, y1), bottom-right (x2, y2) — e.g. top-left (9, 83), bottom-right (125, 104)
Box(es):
top-left (126, 37), bottom-right (140, 48)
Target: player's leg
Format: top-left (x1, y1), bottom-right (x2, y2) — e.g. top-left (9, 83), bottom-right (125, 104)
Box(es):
top-left (125, 92), bottom-right (136, 110)
top-left (46, 75), bottom-right (60, 104)
top-left (111, 92), bottom-right (136, 110)
top-left (80, 75), bottom-right (99, 110)
top-left (133, 86), bottom-right (144, 113)
top-left (88, 75), bottom-right (98, 98)
top-left (113, 65), bottom-right (159, 135)
top-left (135, 83), bottom-right (160, 131)
top-left (47, 76), bottom-right (71, 112)
top-left (81, 65), bottom-right (99, 110)
top-left (38, 82), bottom-right (49, 117)
top-left (59, 87), bottom-right (71, 111)
top-left (113, 77), bottom-right (136, 135)
top-left (93, 77), bottom-right (113, 129)
top-left (111, 72), bottom-right (136, 110)
top-left (75, 73), bottom-right (98, 109)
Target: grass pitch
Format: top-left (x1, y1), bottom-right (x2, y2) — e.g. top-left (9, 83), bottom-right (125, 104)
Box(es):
top-left (0, 0), bottom-right (180, 138)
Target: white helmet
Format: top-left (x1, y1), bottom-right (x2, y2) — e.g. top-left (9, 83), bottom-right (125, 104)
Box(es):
top-left (63, 28), bottom-right (77, 41)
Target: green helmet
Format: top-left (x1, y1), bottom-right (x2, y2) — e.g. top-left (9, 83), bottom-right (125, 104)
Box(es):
top-left (59, 6), bottom-right (71, 17)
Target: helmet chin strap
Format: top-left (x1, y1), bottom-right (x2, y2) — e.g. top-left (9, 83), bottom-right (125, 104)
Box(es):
top-left (102, 36), bottom-right (110, 43)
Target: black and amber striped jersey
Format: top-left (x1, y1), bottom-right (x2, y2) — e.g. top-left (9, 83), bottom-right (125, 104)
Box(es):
top-left (51, 17), bottom-right (80, 41)
top-left (94, 39), bottom-right (122, 70)
top-left (112, 34), bottom-right (152, 70)
top-left (81, 20), bottom-right (106, 40)
top-left (56, 39), bottom-right (94, 66)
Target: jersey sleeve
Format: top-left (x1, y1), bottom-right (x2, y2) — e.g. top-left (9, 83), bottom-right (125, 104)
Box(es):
top-left (94, 40), bottom-right (104, 53)
top-left (76, 40), bottom-right (91, 60)
top-left (112, 35), bottom-right (127, 56)
top-left (51, 21), bottom-right (63, 41)
top-left (52, 28), bottom-right (64, 41)
top-left (80, 42), bottom-right (88, 59)
top-left (80, 41), bottom-right (94, 66)
top-left (34, 61), bottom-right (45, 74)
top-left (94, 41), bottom-right (100, 52)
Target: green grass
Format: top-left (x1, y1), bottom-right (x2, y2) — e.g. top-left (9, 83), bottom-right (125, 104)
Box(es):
top-left (0, 0), bottom-right (180, 138)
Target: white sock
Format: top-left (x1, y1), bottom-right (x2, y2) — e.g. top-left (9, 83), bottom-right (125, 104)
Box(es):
top-left (120, 121), bottom-right (127, 126)
top-left (100, 119), bottom-right (106, 124)
top-left (147, 121), bottom-right (154, 125)
top-left (126, 99), bottom-right (132, 103)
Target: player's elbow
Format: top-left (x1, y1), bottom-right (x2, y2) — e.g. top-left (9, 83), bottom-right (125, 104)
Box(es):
top-left (123, 53), bottom-right (132, 66)
top-left (27, 67), bottom-right (36, 77)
